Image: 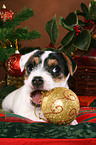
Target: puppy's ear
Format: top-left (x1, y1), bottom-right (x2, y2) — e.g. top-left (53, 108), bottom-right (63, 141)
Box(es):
top-left (62, 53), bottom-right (77, 76)
top-left (20, 49), bottom-right (38, 72)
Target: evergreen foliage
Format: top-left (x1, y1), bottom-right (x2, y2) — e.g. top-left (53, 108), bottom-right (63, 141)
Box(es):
top-left (0, 7), bottom-right (41, 62)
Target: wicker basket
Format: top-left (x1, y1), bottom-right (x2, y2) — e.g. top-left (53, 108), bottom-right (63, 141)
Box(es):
top-left (69, 66), bottom-right (96, 96)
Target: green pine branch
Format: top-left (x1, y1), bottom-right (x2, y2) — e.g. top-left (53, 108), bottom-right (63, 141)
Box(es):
top-left (0, 27), bottom-right (41, 43)
top-left (0, 7), bottom-right (41, 63)
top-left (2, 7), bottom-right (34, 28)
top-left (0, 7), bottom-right (41, 44)
top-left (14, 28), bottom-right (41, 40)
top-left (0, 47), bottom-right (15, 62)
top-left (7, 27), bottom-right (41, 42)
top-left (0, 27), bottom-right (14, 42)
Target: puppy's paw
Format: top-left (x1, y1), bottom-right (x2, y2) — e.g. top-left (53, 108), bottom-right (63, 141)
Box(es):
top-left (70, 119), bottom-right (78, 125)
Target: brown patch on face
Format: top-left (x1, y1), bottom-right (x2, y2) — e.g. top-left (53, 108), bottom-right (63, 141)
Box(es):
top-left (32, 57), bottom-right (40, 65)
top-left (48, 59), bottom-right (58, 66)
top-left (53, 73), bottom-right (64, 83)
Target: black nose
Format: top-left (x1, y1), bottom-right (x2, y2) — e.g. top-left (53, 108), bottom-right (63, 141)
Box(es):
top-left (32, 76), bottom-right (44, 88)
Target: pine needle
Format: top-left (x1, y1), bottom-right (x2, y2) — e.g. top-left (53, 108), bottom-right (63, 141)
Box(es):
top-left (3, 7), bottom-right (34, 28)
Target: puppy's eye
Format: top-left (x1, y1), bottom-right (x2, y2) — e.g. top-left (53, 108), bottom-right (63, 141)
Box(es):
top-left (52, 66), bottom-right (61, 75)
top-left (27, 63), bottom-right (34, 73)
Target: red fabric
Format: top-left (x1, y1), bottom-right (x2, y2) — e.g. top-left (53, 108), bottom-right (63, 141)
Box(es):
top-left (0, 138), bottom-right (96, 145)
top-left (0, 112), bottom-right (45, 124)
top-left (0, 108), bottom-right (96, 144)
top-left (77, 113), bottom-right (96, 123)
top-left (76, 107), bottom-right (96, 123)
top-left (78, 96), bottom-right (96, 107)
top-left (0, 107), bottom-right (96, 124)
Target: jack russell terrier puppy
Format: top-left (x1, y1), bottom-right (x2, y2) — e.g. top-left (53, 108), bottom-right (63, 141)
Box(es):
top-left (2, 49), bottom-right (78, 125)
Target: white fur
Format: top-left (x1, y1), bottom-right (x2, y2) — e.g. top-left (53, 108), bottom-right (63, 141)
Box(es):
top-left (20, 49), bottom-right (38, 72)
top-left (2, 50), bottom-right (78, 125)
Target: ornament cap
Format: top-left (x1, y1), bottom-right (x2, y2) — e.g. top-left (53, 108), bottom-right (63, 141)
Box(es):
top-left (2, 4), bottom-right (6, 9)
top-left (15, 39), bottom-right (19, 50)
top-left (15, 49), bottom-right (20, 54)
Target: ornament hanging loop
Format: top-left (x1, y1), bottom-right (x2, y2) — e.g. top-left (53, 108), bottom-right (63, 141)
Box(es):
top-left (15, 39), bottom-right (20, 54)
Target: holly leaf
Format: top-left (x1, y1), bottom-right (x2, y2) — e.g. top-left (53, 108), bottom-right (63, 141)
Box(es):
top-left (76, 10), bottom-right (86, 17)
top-left (59, 41), bottom-right (76, 57)
top-left (89, 1), bottom-right (96, 19)
top-left (59, 12), bottom-right (78, 31)
top-left (73, 30), bottom-right (91, 51)
top-left (90, 37), bottom-right (96, 48)
top-left (81, 3), bottom-right (89, 13)
top-left (45, 16), bottom-right (59, 45)
top-left (61, 31), bottom-right (75, 47)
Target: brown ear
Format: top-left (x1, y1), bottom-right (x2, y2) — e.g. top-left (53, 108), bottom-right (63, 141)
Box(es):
top-left (62, 53), bottom-right (77, 76)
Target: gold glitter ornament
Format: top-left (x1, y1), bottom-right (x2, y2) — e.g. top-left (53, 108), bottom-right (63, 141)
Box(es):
top-left (42, 87), bottom-right (80, 125)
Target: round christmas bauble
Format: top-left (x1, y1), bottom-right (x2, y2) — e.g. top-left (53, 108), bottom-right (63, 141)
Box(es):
top-left (5, 53), bottom-right (25, 77)
top-left (42, 87), bottom-right (80, 125)
top-left (0, 4), bottom-right (14, 22)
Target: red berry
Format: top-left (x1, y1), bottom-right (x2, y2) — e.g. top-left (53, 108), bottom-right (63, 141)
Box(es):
top-left (73, 26), bottom-right (76, 30)
top-left (49, 42), bottom-right (54, 48)
top-left (76, 29), bottom-right (80, 33)
top-left (76, 32), bottom-right (79, 36)
top-left (75, 25), bottom-right (79, 30)
top-left (93, 21), bottom-right (95, 24)
top-left (91, 21), bottom-right (95, 24)
top-left (73, 25), bottom-right (79, 31)
top-left (84, 19), bottom-right (89, 23)
top-left (89, 20), bottom-right (95, 25)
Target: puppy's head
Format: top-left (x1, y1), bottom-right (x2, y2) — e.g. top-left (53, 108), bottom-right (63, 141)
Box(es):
top-left (20, 49), bottom-right (77, 105)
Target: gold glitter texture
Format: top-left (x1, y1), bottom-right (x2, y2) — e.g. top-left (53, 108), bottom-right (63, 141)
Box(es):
top-left (42, 87), bottom-right (80, 125)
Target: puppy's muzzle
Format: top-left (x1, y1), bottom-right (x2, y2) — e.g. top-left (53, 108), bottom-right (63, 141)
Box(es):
top-left (32, 76), bottom-right (44, 88)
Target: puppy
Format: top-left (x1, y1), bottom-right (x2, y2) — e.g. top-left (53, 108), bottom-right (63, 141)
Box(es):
top-left (2, 49), bottom-right (77, 124)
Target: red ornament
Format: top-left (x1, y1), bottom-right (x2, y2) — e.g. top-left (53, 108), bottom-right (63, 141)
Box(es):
top-left (0, 4), bottom-right (14, 22)
top-left (5, 53), bottom-right (25, 77)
